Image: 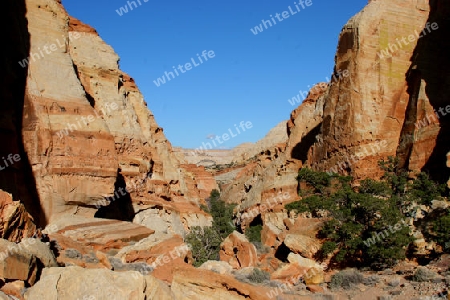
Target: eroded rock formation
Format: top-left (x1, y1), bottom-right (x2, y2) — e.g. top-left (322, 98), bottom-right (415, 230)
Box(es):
top-left (19, 0), bottom-right (211, 232)
top-left (308, 0), bottom-right (450, 182)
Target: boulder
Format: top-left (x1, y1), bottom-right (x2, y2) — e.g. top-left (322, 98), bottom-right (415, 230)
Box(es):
top-left (219, 231), bottom-right (257, 269)
top-left (19, 238), bottom-right (57, 267)
top-left (116, 233), bottom-right (191, 283)
top-left (171, 265), bottom-right (273, 300)
top-left (199, 261), bottom-right (233, 275)
top-left (0, 239), bottom-right (38, 284)
top-left (283, 234), bottom-right (321, 259)
top-left (287, 253), bottom-right (321, 269)
top-left (23, 266), bottom-right (173, 300)
top-left (0, 190), bottom-right (37, 242)
top-left (0, 280), bottom-right (25, 299)
top-left (48, 215), bottom-right (154, 252)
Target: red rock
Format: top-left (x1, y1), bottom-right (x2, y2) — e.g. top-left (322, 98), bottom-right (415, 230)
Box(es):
top-left (0, 190), bottom-right (37, 243)
top-left (306, 285), bottom-right (325, 293)
top-left (171, 265), bottom-right (273, 300)
top-left (119, 234), bottom-right (192, 283)
top-left (0, 280), bottom-right (25, 300)
top-left (219, 231), bottom-right (258, 269)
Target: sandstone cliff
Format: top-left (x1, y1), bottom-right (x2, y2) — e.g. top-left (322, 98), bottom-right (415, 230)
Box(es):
top-left (219, 0), bottom-right (450, 265)
top-left (17, 0), bottom-right (212, 232)
top-left (223, 0), bottom-right (450, 213)
top-left (308, 0), bottom-right (450, 182)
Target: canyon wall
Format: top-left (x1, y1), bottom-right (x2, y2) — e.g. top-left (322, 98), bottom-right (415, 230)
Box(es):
top-left (222, 0), bottom-right (450, 227)
top-left (308, 0), bottom-right (450, 182)
top-left (13, 0), bottom-right (212, 231)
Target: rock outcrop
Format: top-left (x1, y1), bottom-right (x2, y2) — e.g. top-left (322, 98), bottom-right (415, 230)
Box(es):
top-left (220, 87), bottom-right (326, 230)
top-left (219, 231), bottom-right (258, 269)
top-left (171, 265), bottom-right (273, 300)
top-left (24, 266), bottom-right (175, 300)
top-left (18, 0), bottom-right (211, 232)
top-left (0, 190), bottom-right (37, 242)
top-left (307, 0), bottom-right (450, 182)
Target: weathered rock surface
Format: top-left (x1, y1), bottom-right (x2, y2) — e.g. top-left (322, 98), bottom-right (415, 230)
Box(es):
top-left (307, 0), bottom-right (450, 183)
top-left (0, 239), bottom-right (38, 284)
top-left (19, 238), bottom-right (57, 268)
top-left (219, 231), bottom-right (257, 269)
top-left (171, 265), bottom-right (273, 300)
top-left (0, 190), bottom-right (37, 242)
top-left (23, 266), bottom-right (174, 300)
top-left (49, 215), bottom-right (154, 252)
top-left (18, 0), bottom-right (212, 232)
top-left (199, 260), bottom-right (233, 275)
top-left (179, 164), bottom-right (218, 199)
top-left (116, 232), bottom-right (191, 283)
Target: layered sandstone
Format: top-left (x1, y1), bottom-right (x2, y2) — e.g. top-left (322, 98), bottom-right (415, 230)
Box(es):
top-left (0, 190), bottom-right (37, 242)
top-left (219, 231), bottom-right (258, 269)
top-left (19, 0), bottom-right (211, 231)
top-left (222, 0), bottom-right (450, 232)
top-left (220, 88), bottom-right (326, 229)
top-left (308, 0), bottom-right (450, 182)
top-left (174, 120), bottom-right (288, 167)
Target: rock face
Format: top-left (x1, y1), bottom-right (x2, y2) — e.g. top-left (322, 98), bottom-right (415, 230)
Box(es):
top-left (307, 0), bottom-right (450, 182)
top-left (220, 88), bottom-right (326, 230)
top-left (16, 0), bottom-right (211, 231)
top-left (0, 190), bottom-right (37, 242)
top-left (24, 266), bottom-right (174, 300)
top-left (171, 265), bottom-right (273, 300)
top-left (219, 231), bottom-right (257, 269)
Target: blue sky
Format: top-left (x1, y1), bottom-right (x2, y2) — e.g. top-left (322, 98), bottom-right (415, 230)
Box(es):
top-left (62, 0), bottom-right (367, 149)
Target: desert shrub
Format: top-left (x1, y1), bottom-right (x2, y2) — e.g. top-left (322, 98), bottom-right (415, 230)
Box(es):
top-left (359, 178), bottom-right (391, 197)
top-left (252, 241), bottom-right (271, 254)
top-left (412, 267), bottom-right (438, 282)
top-left (318, 241), bottom-right (337, 259)
top-left (288, 160), bottom-right (417, 269)
top-left (186, 190), bottom-right (237, 267)
top-left (330, 269), bottom-right (364, 290)
top-left (296, 168), bottom-right (332, 193)
top-left (185, 226), bottom-right (221, 267)
top-left (208, 189), bottom-right (236, 240)
top-left (245, 224), bottom-right (262, 243)
top-left (363, 275), bottom-right (381, 286)
top-left (247, 268), bottom-right (270, 284)
top-left (434, 211), bottom-right (450, 252)
top-left (410, 172), bottom-right (447, 206)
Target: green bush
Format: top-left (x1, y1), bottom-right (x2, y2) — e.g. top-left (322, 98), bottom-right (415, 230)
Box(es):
top-left (185, 226), bottom-right (222, 267)
top-left (288, 160), bottom-right (434, 270)
top-left (245, 224), bottom-right (262, 243)
top-left (410, 172), bottom-right (447, 205)
top-left (185, 190), bottom-right (237, 267)
top-left (432, 209), bottom-right (450, 252)
top-left (209, 189), bottom-right (236, 240)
